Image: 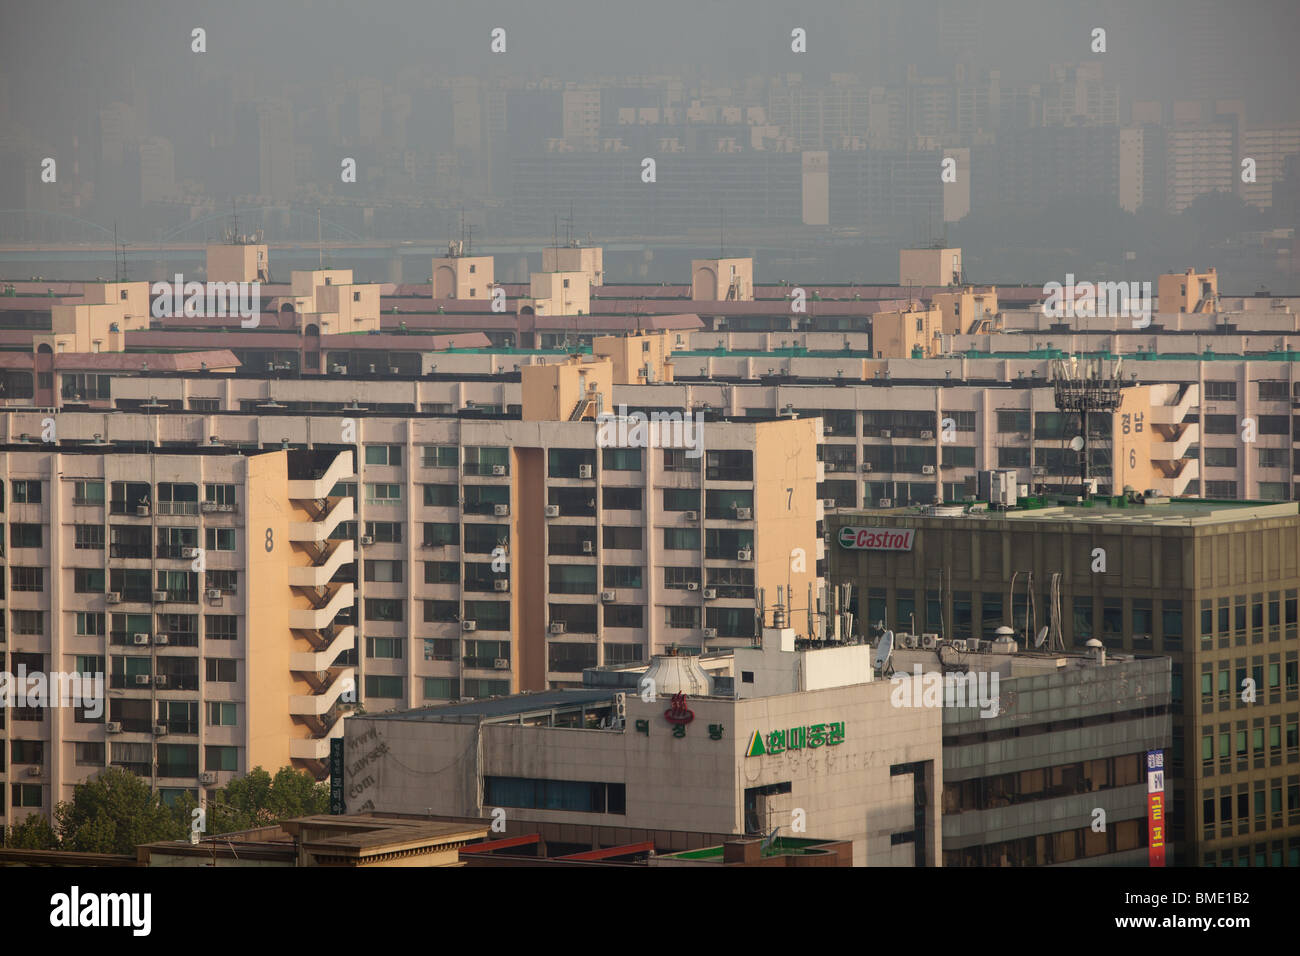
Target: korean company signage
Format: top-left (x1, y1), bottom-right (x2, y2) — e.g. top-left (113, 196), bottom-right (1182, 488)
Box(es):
top-left (837, 527), bottom-right (914, 552)
top-left (747, 721), bottom-right (845, 757)
top-left (329, 738), bottom-right (345, 815)
top-left (1146, 749), bottom-right (1166, 867)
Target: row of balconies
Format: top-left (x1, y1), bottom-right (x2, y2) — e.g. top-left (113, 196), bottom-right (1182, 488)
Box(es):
top-left (107, 674), bottom-right (200, 691)
top-left (106, 502), bottom-right (235, 517)
top-left (9, 762), bottom-right (226, 786)
top-left (103, 590), bottom-right (228, 606)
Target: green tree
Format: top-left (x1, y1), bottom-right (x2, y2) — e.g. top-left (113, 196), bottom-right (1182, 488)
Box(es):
top-left (54, 767), bottom-right (185, 853)
top-left (199, 766), bottom-right (331, 835)
top-left (4, 812), bottom-right (58, 849)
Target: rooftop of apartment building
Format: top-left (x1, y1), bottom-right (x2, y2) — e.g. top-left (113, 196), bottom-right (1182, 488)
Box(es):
top-left (854, 494), bottom-right (1300, 528)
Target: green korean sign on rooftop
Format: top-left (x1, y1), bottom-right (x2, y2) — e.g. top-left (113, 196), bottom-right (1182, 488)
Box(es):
top-left (746, 722), bottom-right (845, 757)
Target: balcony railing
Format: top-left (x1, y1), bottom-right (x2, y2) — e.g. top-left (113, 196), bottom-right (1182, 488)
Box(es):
top-left (155, 673), bottom-right (199, 691)
top-left (464, 463), bottom-right (509, 477)
top-left (463, 656), bottom-right (510, 670)
top-left (110, 545), bottom-right (151, 559)
top-left (156, 501), bottom-right (200, 516)
top-left (157, 545), bottom-right (198, 560)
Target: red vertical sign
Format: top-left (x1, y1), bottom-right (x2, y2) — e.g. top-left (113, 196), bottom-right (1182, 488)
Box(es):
top-left (1146, 749), bottom-right (1166, 867)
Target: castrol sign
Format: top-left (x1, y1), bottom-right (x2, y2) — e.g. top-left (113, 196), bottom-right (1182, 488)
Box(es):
top-left (836, 527), bottom-right (915, 552)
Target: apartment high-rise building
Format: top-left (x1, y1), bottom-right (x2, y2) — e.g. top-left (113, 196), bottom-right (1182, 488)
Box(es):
top-left (0, 445), bottom-right (357, 828)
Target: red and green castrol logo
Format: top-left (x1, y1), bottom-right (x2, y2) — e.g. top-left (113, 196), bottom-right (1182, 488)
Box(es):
top-left (836, 527), bottom-right (914, 551)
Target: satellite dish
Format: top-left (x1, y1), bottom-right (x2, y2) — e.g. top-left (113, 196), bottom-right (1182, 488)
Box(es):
top-left (874, 630), bottom-right (895, 670)
top-left (1069, 435), bottom-right (1085, 452)
top-left (1034, 625), bottom-right (1049, 648)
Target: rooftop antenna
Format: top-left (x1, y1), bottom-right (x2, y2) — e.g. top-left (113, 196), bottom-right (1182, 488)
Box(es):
top-left (1050, 356), bottom-right (1124, 498)
top-left (562, 201), bottom-right (575, 246)
top-left (317, 209), bottom-right (323, 269)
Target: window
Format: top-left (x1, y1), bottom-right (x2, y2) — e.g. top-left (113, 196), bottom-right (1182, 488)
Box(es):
top-left (206, 615), bottom-right (237, 640)
top-left (365, 599), bottom-right (404, 622)
top-left (74, 525), bottom-right (104, 550)
top-left (424, 677), bottom-right (456, 700)
top-left (667, 606), bottom-right (701, 629)
top-left (1204, 415), bottom-right (1237, 435)
top-left (604, 605), bottom-right (644, 629)
top-left (705, 450), bottom-right (753, 482)
top-left (603, 487), bottom-right (642, 511)
top-left (996, 410), bottom-right (1030, 434)
top-left (365, 444), bottom-right (403, 466)
top-left (483, 776), bottom-right (625, 815)
top-left (205, 484), bottom-right (237, 507)
top-left (365, 483), bottom-right (402, 504)
top-left (366, 637), bottom-right (405, 659)
top-left (364, 560), bottom-right (404, 583)
top-left (663, 449), bottom-right (697, 473)
top-left (424, 600), bottom-right (460, 623)
top-left (205, 658), bottom-right (237, 683)
top-left (604, 566), bottom-right (643, 589)
top-left (425, 561), bottom-right (460, 584)
top-left (73, 480), bottom-right (104, 505)
top-left (12, 784), bottom-right (42, 808)
top-left (10, 524), bottom-right (42, 548)
top-left (464, 679), bottom-right (509, 698)
top-left (663, 566), bottom-right (701, 590)
top-left (205, 528), bottom-right (236, 551)
top-left (76, 613), bottom-right (105, 637)
top-left (943, 411), bottom-right (976, 433)
top-left (365, 675), bottom-right (403, 699)
top-left (605, 643), bottom-right (644, 665)
top-left (548, 448), bottom-right (596, 479)
top-left (13, 611), bottom-right (43, 635)
top-left (12, 567), bottom-right (43, 592)
top-left (423, 484), bottom-right (458, 507)
top-left (603, 526), bottom-right (642, 550)
top-left (11, 480), bottom-right (41, 504)
top-left (1258, 415), bottom-right (1290, 435)
top-left (423, 638), bottom-right (455, 661)
top-left (1205, 447), bottom-right (1237, 468)
top-left (461, 525), bottom-right (504, 555)
top-left (73, 568), bottom-right (104, 593)
top-left (1205, 381), bottom-right (1237, 401)
top-left (663, 528), bottom-right (700, 550)
top-left (663, 489), bottom-right (700, 511)
top-left (365, 521), bottom-right (402, 543)
top-left (423, 522), bottom-right (459, 547)
top-left (421, 445), bottom-right (459, 468)
top-left (205, 570), bottom-right (237, 594)
top-left (1259, 381), bottom-right (1289, 402)
top-left (75, 742), bottom-right (105, 767)
top-left (551, 565), bottom-right (597, 594)
top-left (205, 746), bottom-right (238, 772)
top-left (601, 448), bottom-right (642, 471)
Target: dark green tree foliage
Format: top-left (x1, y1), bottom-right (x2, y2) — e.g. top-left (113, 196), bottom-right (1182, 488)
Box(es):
top-left (4, 765), bottom-right (330, 853)
top-left (54, 767), bottom-right (185, 853)
top-left (173, 766), bottom-right (330, 836)
top-left (4, 812), bottom-right (59, 849)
